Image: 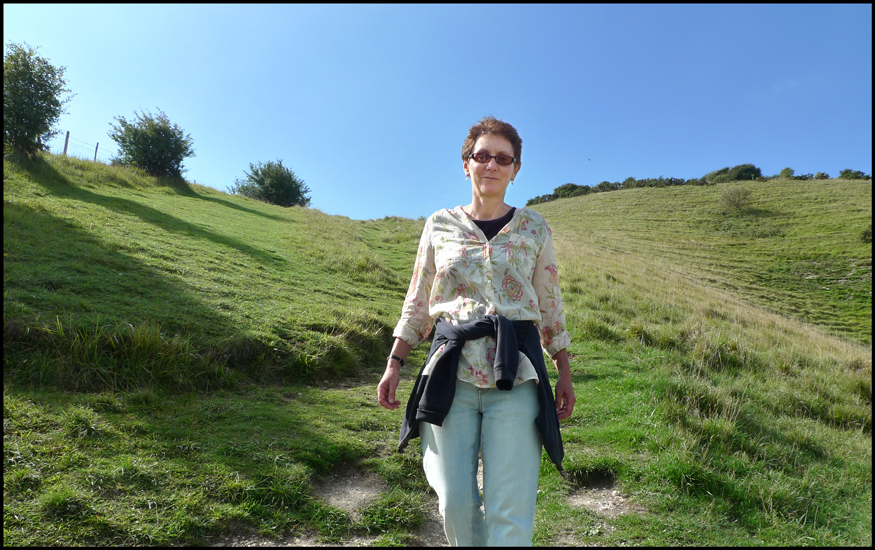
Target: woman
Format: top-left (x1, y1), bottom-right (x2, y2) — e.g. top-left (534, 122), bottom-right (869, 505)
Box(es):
top-left (377, 116), bottom-right (575, 546)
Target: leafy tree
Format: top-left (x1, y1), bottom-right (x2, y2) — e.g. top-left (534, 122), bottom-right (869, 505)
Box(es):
top-left (108, 109), bottom-right (194, 177)
top-left (3, 42), bottom-right (74, 157)
top-left (230, 159), bottom-right (311, 207)
top-left (779, 167), bottom-right (795, 179)
top-left (814, 172), bottom-right (830, 180)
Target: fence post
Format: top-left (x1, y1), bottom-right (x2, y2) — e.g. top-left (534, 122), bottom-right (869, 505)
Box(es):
top-left (94, 142), bottom-right (99, 162)
top-left (62, 131), bottom-right (70, 156)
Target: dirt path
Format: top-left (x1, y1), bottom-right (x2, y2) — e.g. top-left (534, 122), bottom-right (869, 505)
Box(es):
top-left (201, 459), bottom-right (644, 547)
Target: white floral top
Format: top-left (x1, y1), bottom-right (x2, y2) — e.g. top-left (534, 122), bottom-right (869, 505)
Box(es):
top-left (393, 206), bottom-right (570, 388)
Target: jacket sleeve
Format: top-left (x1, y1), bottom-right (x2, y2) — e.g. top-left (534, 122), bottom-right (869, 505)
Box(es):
top-left (393, 217), bottom-right (437, 348)
top-left (532, 222), bottom-right (571, 357)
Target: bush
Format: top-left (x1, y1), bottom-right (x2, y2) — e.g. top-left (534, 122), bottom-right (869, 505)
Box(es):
top-left (108, 109), bottom-right (194, 177)
top-left (704, 167), bottom-right (731, 184)
top-left (727, 164), bottom-right (762, 181)
top-left (594, 180), bottom-right (619, 193)
top-left (3, 42), bottom-right (74, 157)
top-left (779, 167), bottom-right (795, 179)
top-left (230, 159), bottom-right (311, 207)
top-left (862, 224), bottom-right (872, 244)
top-left (814, 172), bottom-right (830, 180)
top-left (720, 187), bottom-right (753, 215)
top-left (839, 169), bottom-right (871, 181)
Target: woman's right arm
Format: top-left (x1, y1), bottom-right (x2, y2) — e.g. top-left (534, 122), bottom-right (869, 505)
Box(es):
top-left (379, 217), bottom-right (435, 410)
top-left (377, 338), bottom-right (414, 410)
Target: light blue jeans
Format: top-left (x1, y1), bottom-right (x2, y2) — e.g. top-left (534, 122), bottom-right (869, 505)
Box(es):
top-left (420, 379), bottom-right (542, 546)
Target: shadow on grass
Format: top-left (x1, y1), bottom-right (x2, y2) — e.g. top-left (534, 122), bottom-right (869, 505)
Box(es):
top-left (183, 188), bottom-right (292, 223)
top-left (3, 200), bottom-right (248, 387)
top-left (2, 381), bottom-right (392, 543)
top-left (19, 156), bottom-right (285, 267)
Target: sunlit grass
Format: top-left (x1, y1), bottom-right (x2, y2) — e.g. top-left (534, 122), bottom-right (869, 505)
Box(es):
top-left (3, 153), bottom-right (870, 546)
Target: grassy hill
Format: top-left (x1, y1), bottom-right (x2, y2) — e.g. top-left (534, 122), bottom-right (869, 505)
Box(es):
top-left (3, 153), bottom-right (871, 546)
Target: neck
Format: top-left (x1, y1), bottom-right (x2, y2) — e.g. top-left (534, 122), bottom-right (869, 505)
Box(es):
top-left (465, 196), bottom-right (510, 221)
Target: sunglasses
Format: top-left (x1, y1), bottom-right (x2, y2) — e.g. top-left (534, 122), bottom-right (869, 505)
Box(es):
top-left (468, 152), bottom-right (516, 166)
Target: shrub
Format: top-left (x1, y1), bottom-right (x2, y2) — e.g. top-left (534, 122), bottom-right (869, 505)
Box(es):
top-left (779, 167), bottom-right (795, 179)
top-left (230, 159), bottom-right (311, 207)
top-left (862, 224), bottom-right (872, 244)
top-left (839, 169), bottom-right (871, 180)
top-left (727, 164), bottom-right (762, 181)
top-left (814, 172), bottom-right (830, 180)
top-left (3, 42), bottom-right (74, 157)
top-left (720, 187), bottom-right (753, 215)
top-left (553, 183), bottom-right (589, 198)
top-left (594, 180), bottom-right (618, 193)
top-left (704, 167), bottom-right (730, 184)
top-left (108, 109), bottom-right (194, 178)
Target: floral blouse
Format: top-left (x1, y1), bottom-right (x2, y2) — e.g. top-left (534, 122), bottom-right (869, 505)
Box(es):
top-left (393, 206), bottom-right (570, 388)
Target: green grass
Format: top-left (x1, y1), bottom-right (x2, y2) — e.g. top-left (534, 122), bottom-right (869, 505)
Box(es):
top-left (4, 153), bottom-right (421, 390)
top-left (4, 153), bottom-right (871, 546)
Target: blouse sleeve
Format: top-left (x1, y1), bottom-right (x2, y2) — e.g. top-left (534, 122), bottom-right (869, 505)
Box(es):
top-left (532, 222), bottom-right (571, 357)
top-left (392, 217), bottom-right (437, 348)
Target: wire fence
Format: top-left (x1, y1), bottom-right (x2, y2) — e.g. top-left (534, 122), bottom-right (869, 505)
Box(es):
top-left (43, 130), bottom-right (115, 164)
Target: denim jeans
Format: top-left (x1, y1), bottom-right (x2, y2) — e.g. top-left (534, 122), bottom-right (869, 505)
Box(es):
top-left (420, 378), bottom-right (542, 546)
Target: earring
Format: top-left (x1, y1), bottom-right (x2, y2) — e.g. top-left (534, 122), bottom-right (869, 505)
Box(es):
top-left (511, 180), bottom-right (514, 185)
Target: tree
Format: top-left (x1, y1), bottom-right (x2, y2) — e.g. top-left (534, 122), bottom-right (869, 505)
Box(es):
top-left (779, 167), bottom-right (795, 179)
top-left (108, 109), bottom-right (194, 177)
top-left (720, 187), bottom-right (753, 215)
top-left (3, 42), bottom-right (74, 157)
top-left (230, 159), bottom-right (311, 207)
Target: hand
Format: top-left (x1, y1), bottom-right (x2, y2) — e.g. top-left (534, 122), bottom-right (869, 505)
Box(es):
top-left (377, 364), bottom-right (401, 410)
top-left (554, 375), bottom-right (576, 421)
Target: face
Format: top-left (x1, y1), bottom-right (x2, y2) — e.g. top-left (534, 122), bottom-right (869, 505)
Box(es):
top-left (463, 134), bottom-right (521, 201)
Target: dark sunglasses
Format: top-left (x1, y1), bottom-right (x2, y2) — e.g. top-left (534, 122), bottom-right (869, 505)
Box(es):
top-left (468, 152), bottom-right (516, 166)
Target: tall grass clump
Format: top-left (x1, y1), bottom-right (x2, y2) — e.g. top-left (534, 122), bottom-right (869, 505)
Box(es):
top-left (3, 317), bottom-right (234, 391)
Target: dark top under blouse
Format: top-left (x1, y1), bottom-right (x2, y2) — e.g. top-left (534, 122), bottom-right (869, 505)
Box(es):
top-left (471, 207), bottom-right (516, 241)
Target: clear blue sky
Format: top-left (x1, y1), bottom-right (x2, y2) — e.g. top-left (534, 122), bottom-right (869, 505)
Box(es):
top-left (5, 4), bottom-right (872, 220)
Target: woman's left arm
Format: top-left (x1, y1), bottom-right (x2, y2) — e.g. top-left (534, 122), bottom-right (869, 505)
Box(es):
top-left (529, 215), bottom-right (575, 419)
top-left (551, 348), bottom-right (575, 420)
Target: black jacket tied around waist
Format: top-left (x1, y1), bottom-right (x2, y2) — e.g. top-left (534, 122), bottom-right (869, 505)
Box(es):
top-left (397, 315), bottom-right (565, 474)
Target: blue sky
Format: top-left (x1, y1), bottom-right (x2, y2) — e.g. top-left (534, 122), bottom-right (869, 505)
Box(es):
top-left (5, 4), bottom-right (872, 220)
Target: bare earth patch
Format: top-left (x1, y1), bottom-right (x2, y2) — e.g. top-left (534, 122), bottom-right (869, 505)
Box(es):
top-left (202, 466), bottom-right (447, 547)
top-left (567, 487), bottom-right (646, 518)
top-left (310, 465), bottom-right (388, 523)
top-left (202, 461), bottom-right (643, 547)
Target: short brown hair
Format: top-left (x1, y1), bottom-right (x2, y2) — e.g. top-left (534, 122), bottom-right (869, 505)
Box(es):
top-left (461, 116), bottom-right (522, 166)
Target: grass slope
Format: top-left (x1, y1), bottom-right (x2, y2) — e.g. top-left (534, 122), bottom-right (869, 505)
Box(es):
top-left (4, 154), bottom-right (422, 390)
top-left (4, 154), bottom-right (871, 546)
